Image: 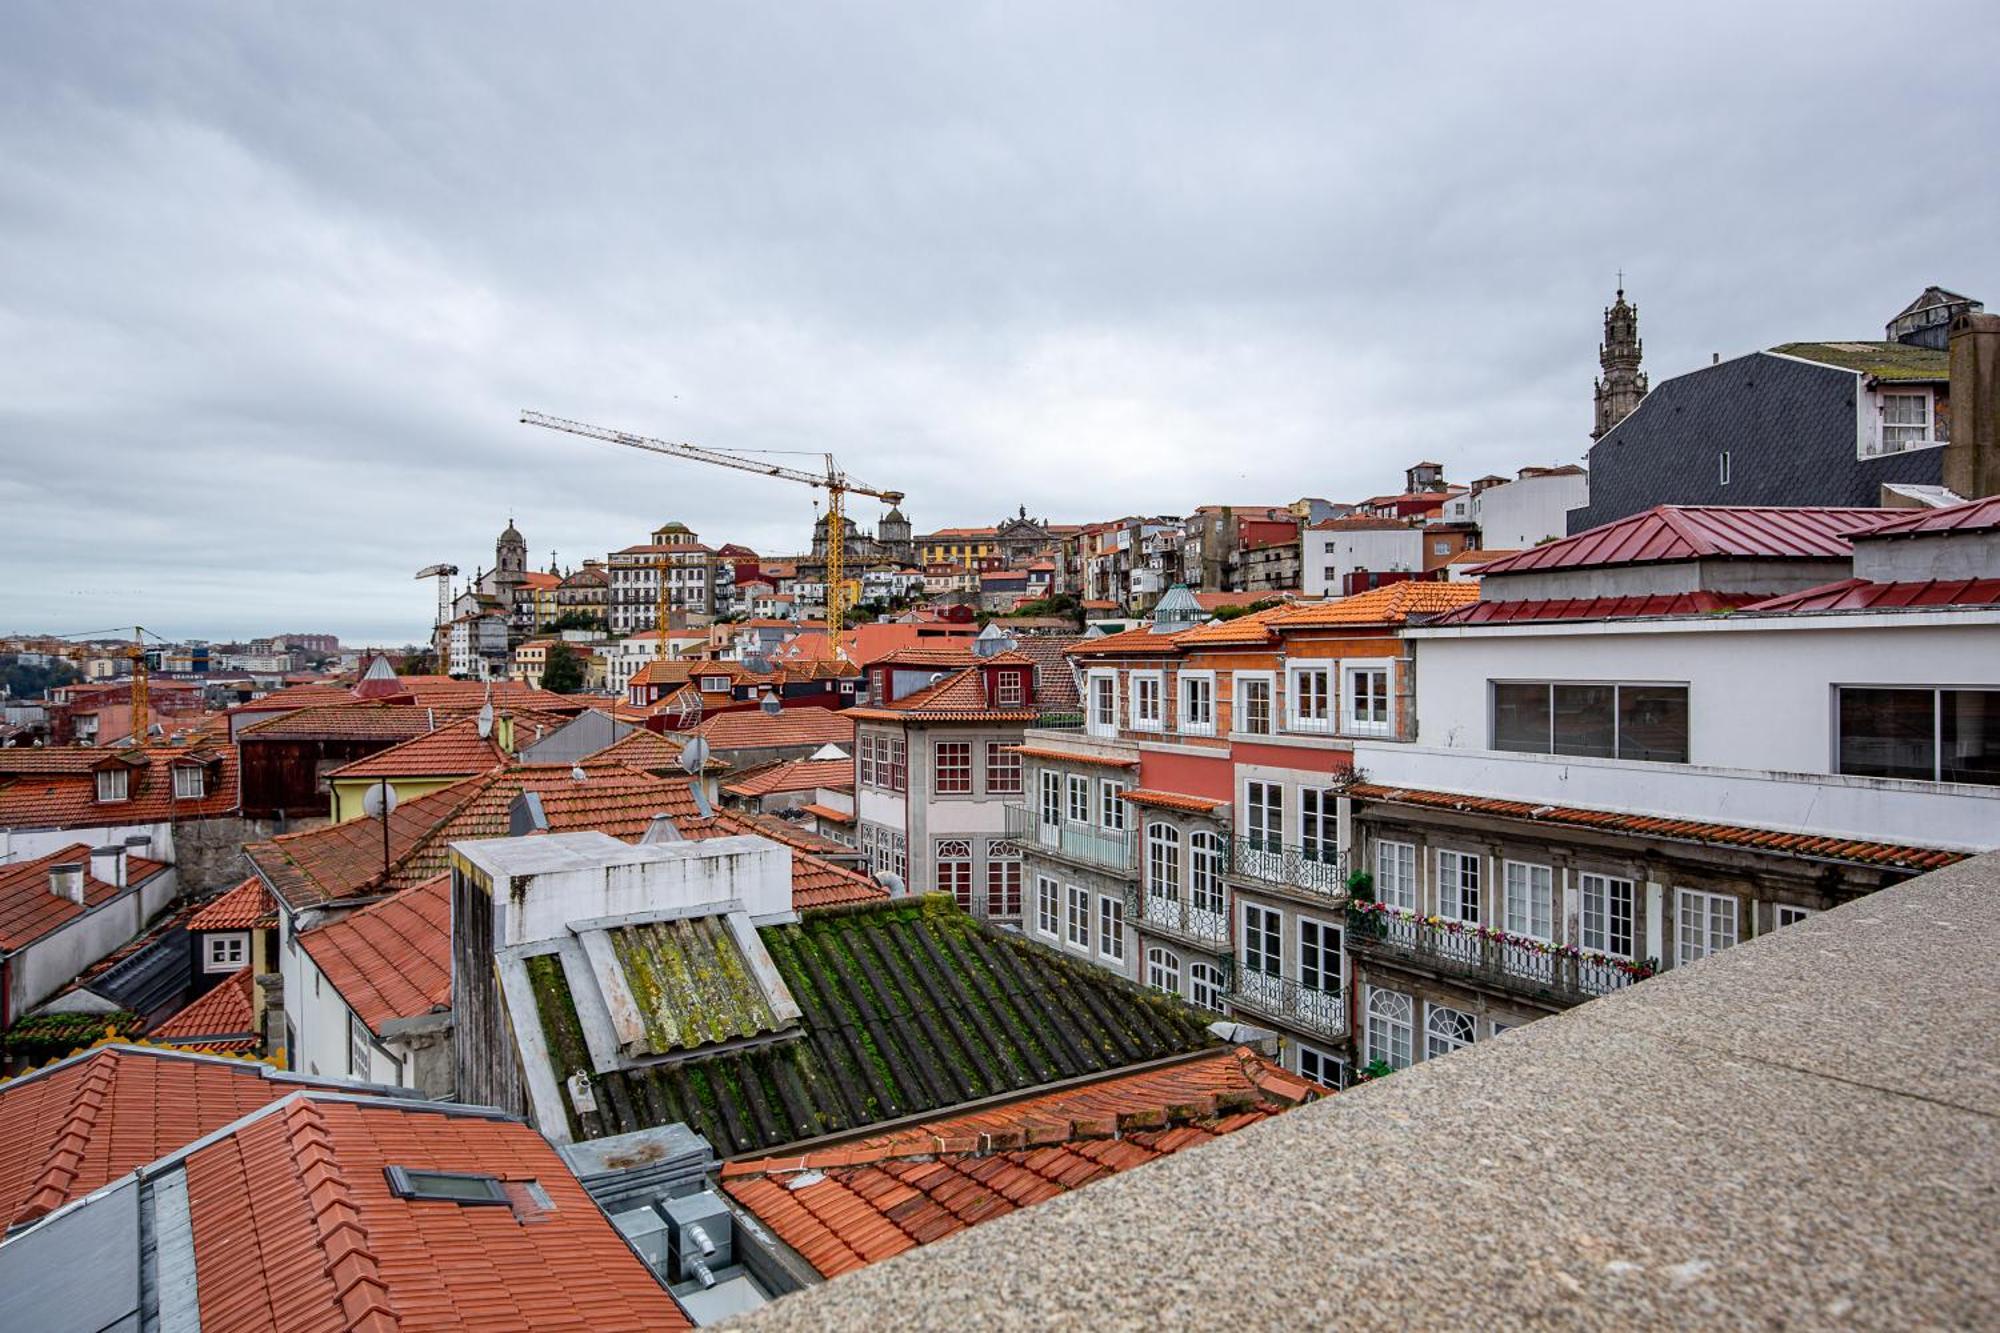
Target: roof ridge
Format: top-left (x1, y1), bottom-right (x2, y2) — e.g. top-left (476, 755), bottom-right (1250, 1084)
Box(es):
top-left (16, 1048), bottom-right (120, 1227)
top-left (282, 1098), bottom-right (399, 1332)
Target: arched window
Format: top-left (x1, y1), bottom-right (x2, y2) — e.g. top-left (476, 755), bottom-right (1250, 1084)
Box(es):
top-left (1146, 947), bottom-right (1182, 996)
top-left (1189, 961), bottom-right (1226, 1012)
top-left (1146, 823), bottom-right (1181, 901)
top-left (1366, 988), bottom-right (1413, 1070)
top-left (1425, 1004), bottom-right (1476, 1060)
top-left (1188, 832), bottom-right (1224, 914)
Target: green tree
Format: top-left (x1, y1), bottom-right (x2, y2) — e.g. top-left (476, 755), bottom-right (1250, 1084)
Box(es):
top-left (548, 610), bottom-right (608, 633)
top-left (539, 641), bottom-right (586, 693)
top-left (0, 657), bottom-right (80, 700)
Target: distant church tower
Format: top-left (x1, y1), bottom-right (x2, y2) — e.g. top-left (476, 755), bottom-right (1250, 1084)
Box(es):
top-left (1593, 283), bottom-right (1649, 439)
top-left (496, 518), bottom-right (527, 580)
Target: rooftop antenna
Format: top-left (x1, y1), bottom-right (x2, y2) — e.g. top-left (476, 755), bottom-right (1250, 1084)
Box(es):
top-left (361, 779), bottom-right (398, 884)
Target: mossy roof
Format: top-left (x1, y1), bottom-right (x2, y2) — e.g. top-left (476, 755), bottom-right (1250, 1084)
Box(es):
top-left (529, 896), bottom-right (1218, 1156)
top-left (1771, 340), bottom-right (1949, 382)
top-left (606, 916), bottom-right (787, 1056)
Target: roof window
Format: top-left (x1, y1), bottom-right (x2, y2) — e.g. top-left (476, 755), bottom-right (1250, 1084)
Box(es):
top-left (384, 1166), bottom-right (509, 1205)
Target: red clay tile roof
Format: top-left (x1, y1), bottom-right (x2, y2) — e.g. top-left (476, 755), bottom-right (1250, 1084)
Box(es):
top-left (1472, 505), bottom-right (1901, 575)
top-left (1011, 746), bottom-right (1137, 768)
top-left (0, 843), bottom-right (160, 951)
top-left (1350, 782), bottom-right (1967, 871)
top-left (1172, 602), bottom-right (1295, 646)
top-left (0, 743), bottom-right (240, 830)
top-left (1307, 515), bottom-right (1412, 531)
top-left (0, 750), bottom-right (119, 776)
top-left (1856, 495), bottom-right (2000, 537)
top-left (226, 683), bottom-right (360, 715)
top-left (1740, 578), bottom-right (2000, 613)
top-left (1428, 591), bottom-right (1762, 625)
top-left (188, 876), bottom-right (277, 931)
top-left (1063, 626), bottom-right (1189, 657)
top-left (1121, 789), bottom-right (1228, 814)
top-left (799, 802), bottom-right (855, 825)
top-left (179, 1095), bottom-right (687, 1331)
top-left (692, 706), bottom-right (855, 750)
top-left (325, 716), bottom-right (511, 780)
top-left (246, 778), bottom-right (489, 910)
top-left (723, 758), bottom-right (853, 798)
top-left (721, 1047), bottom-right (1317, 1278)
top-left (1445, 546), bottom-right (1523, 566)
top-left (150, 967), bottom-right (258, 1051)
top-left (0, 1047), bottom-right (322, 1229)
top-left (874, 644), bottom-right (982, 669)
top-left (846, 666), bottom-right (1041, 724)
top-left (298, 875), bottom-right (452, 1036)
top-left (1270, 581), bottom-right (1480, 627)
top-left (238, 702), bottom-right (436, 742)
top-left (392, 679), bottom-right (587, 714)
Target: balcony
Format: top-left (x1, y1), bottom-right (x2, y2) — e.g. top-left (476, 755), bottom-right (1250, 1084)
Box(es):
top-left (1346, 903), bottom-right (1656, 1007)
top-left (1005, 805), bottom-right (1135, 874)
top-left (1225, 837), bottom-right (1350, 905)
top-left (1227, 968), bottom-right (1347, 1040)
top-left (1126, 885), bottom-right (1230, 952)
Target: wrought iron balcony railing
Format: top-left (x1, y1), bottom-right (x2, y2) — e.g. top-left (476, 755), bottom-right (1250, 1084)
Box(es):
top-left (1005, 804), bottom-right (1135, 873)
top-left (1224, 837), bottom-right (1350, 902)
top-left (1227, 968), bottom-right (1347, 1039)
top-left (1346, 903), bottom-right (1657, 1007)
top-left (1125, 884), bottom-right (1231, 950)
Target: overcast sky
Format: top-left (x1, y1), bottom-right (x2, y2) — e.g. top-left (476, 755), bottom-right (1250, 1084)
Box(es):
top-left (3, 3), bottom-right (1996, 645)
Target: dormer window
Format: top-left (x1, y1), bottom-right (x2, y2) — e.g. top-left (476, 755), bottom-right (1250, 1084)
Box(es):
top-left (995, 671), bottom-right (1025, 707)
top-left (97, 769), bottom-right (129, 803)
top-left (173, 766), bottom-right (206, 799)
top-left (703, 676), bottom-right (729, 692)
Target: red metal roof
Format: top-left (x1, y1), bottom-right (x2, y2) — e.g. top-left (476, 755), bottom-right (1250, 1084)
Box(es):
top-left (1472, 506), bottom-right (1901, 575)
top-left (1350, 782), bottom-right (1965, 871)
top-left (721, 1047), bottom-right (1318, 1279)
top-left (1430, 591), bottom-right (1762, 625)
top-left (1855, 495), bottom-right (2000, 537)
top-left (1741, 578), bottom-right (2000, 613)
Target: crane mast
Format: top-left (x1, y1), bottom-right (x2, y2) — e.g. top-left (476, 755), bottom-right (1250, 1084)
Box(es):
top-left (521, 412), bottom-right (904, 653)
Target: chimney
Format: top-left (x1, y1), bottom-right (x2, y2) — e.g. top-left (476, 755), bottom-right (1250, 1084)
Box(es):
top-left (90, 844), bottom-right (126, 889)
top-left (49, 863), bottom-right (85, 904)
top-left (123, 833), bottom-right (152, 860)
top-left (1945, 311), bottom-right (2000, 500)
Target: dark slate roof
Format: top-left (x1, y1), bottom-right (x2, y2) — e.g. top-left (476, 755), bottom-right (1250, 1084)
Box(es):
top-left (80, 924), bottom-right (194, 1021)
top-left (1771, 341), bottom-right (1949, 382)
top-left (528, 896), bottom-right (1217, 1157)
top-left (1572, 351), bottom-right (1945, 532)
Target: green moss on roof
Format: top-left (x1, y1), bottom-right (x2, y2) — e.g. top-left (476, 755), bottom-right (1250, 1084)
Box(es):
top-left (534, 895), bottom-right (1217, 1156)
top-left (1771, 341), bottom-right (1949, 381)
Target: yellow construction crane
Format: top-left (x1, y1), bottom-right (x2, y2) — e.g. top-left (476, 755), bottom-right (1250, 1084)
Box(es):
top-left (520, 411), bottom-right (905, 655)
top-left (55, 626), bottom-right (156, 747)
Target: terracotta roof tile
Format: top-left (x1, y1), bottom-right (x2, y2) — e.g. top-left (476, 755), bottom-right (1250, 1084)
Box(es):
top-left (150, 967), bottom-right (258, 1051)
top-left (324, 716), bottom-right (514, 780)
top-left (1063, 626), bottom-right (1189, 657)
top-left (1121, 789), bottom-right (1228, 813)
top-left (298, 875), bottom-right (452, 1035)
top-left (723, 758), bottom-right (853, 798)
top-left (188, 877), bottom-right (278, 931)
top-left (0, 843), bottom-right (157, 951)
top-left (1270, 580), bottom-right (1480, 627)
top-left (0, 743), bottom-right (240, 830)
top-left (1350, 782), bottom-right (1967, 871)
top-left (1010, 746), bottom-right (1137, 768)
top-left (692, 706), bottom-right (855, 751)
top-left (238, 702), bottom-right (437, 742)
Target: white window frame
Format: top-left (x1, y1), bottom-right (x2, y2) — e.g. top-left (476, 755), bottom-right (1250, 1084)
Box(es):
top-left (1243, 779), bottom-right (1284, 851)
top-left (1295, 1041), bottom-right (1344, 1089)
top-left (1098, 778), bottom-right (1128, 832)
top-left (1038, 769), bottom-right (1062, 826)
top-left (1874, 387), bottom-right (1935, 456)
top-left (1086, 671), bottom-right (1120, 737)
top-left (1066, 773), bottom-right (1092, 825)
top-left (1145, 822), bottom-right (1182, 900)
top-left (1298, 915), bottom-right (1341, 995)
top-left (1177, 670), bottom-right (1216, 737)
top-left (1130, 671), bottom-right (1165, 732)
top-left (1375, 840), bottom-right (1416, 911)
top-left (1098, 894), bottom-right (1125, 963)
top-left (1036, 876), bottom-right (1061, 938)
top-left (96, 768), bottom-right (129, 802)
top-left (1773, 903), bottom-right (1817, 928)
top-left (995, 669), bottom-right (1025, 707)
top-left (1233, 671), bottom-right (1275, 736)
top-left (1189, 961), bottom-right (1226, 1011)
top-left (1365, 987), bottom-right (1413, 1070)
top-left (1146, 947), bottom-right (1181, 996)
top-left (1343, 663), bottom-right (1392, 736)
top-left (1286, 663), bottom-right (1334, 734)
top-left (1243, 903), bottom-right (1282, 978)
top-left (1502, 860), bottom-right (1554, 942)
top-left (1065, 884), bottom-right (1090, 950)
top-left (1436, 849), bottom-right (1482, 923)
top-left (203, 932), bottom-right (249, 973)
top-left (1425, 1004), bottom-right (1476, 1059)
top-left (173, 766), bottom-right (206, 800)
top-left (1676, 888), bottom-right (1740, 965)
top-left (1579, 872), bottom-right (1635, 958)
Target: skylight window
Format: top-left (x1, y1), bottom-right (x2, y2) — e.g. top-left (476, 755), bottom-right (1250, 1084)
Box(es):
top-left (384, 1167), bottom-right (510, 1205)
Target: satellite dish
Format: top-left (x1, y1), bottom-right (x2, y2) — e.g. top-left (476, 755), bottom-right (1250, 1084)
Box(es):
top-left (679, 736), bottom-right (711, 775)
top-left (361, 781), bottom-right (399, 820)
top-left (476, 700), bottom-right (495, 739)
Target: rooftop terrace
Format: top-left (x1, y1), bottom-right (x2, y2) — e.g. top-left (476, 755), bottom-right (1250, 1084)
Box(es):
top-left (731, 851), bottom-right (2000, 1330)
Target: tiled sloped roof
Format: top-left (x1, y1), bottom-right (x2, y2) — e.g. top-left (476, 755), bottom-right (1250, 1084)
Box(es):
top-left (721, 1047), bottom-right (1317, 1278)
top-left (246, 778), bottom-right (488, 911)
top-left (0, 1047), bottom-right (321, 1229)
top-left (298, 875), bottom-right (452, 1035)
top-left (180, 1095), bottom-right (687, 1331)
top-left (1472, 506), bottom-right (1900, 576)
top-left (1428, 591), bottom-right (1763, 626)
top-left (589, 727), bottom-right (698, 771)
top-left (723, 759), bottom-right (853, 798)
top-left (1173, 602), bottom-right (1294, 646)
top-left (1122, 789), bottom-right (1228, 814)
top-left (1858, 495), bottom-right (2000, 537)
top-left (692, 706), bottom-right (855, 751)
top-left (1350, 782), bottom-right (1967, 872)
top-left (1008, 637), bottom-right (1083, 710)
top-left (846, 666), bottom-right (1040, 723)
top-left (393, 679), bottom-right (587, 714)
top-left (1063, 626), bottom-right (1188, 657)
top-left (225, 683), bottom-right (359, 715)
top-left (1771, 340), bottom-right (1949, 381)
top-left (1740, 578), bottom-right (2000, 613)
top-left (0, 750), bottom-right (111, 777)
top-left (187, 877), bottom-right (277, 931)
top-left (531, 897), bottom-right (1217, 1156)
top-left (0, 744), bottom-right (240, 830)
top-left (149, 967), bottom-right (257, 1051)
top-left (238, 702), bottom-right (435, 742)
top-left (1307, 515), bottom-right (1412, 531)
top-left (875, 645), bottom-right (981, 669)
top-left (799, 803), bottom-right (855, 825)
top-left (0, 844), bottom-right (129, 950)
top-left (1446, 546), bottom-right (1523, 566)
top-left (1270, 581), bottom-right (1480, 627)
top-left (1011, 746), bottom-right (1137, 768)
top-left (324, 716), bottom-right (509, 780)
